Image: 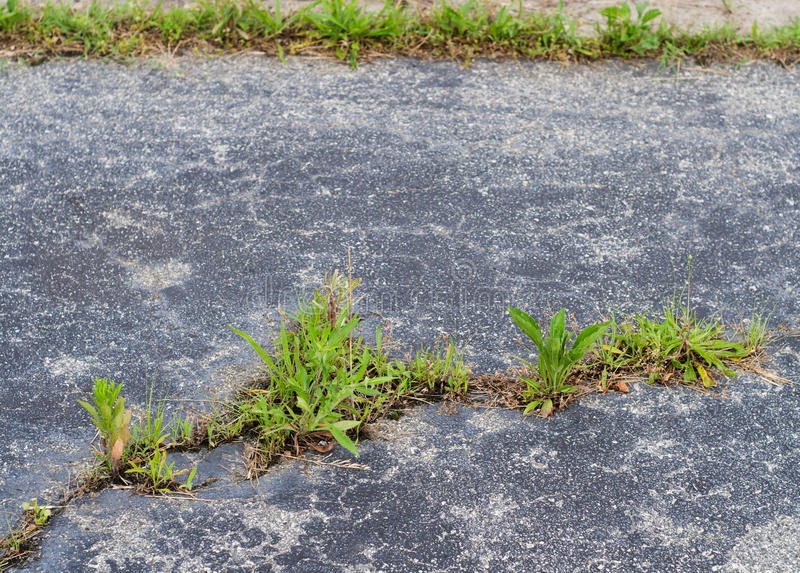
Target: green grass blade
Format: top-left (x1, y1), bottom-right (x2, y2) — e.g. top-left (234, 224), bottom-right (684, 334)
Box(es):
top-left (229, 325), bottom-right (277, 370)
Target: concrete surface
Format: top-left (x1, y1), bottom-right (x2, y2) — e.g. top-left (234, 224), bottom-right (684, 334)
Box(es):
top-left (1, 56), bottom-right (798, 571)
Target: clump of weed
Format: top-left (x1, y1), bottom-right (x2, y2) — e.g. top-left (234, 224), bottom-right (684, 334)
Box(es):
top-left (598, 1), bottom-right (665, 56)
top-left (77, 378), bottom-right (197, 495)
top-left (597, 261), bottom-right (767, 390)
top-left (508, 307), bottom-right (609, 416)
top-left (600, 306), bottom-right (749, 388)
top-left (225, 270), bottom-right (469, 469)
top-left (303, 0), bottom-right (409, 67)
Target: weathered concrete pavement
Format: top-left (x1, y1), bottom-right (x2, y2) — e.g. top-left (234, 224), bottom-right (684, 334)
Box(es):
top-left (1, 57), bottom-right (798, 571)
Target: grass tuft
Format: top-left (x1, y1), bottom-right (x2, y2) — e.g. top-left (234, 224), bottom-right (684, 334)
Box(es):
top-left (224, 270), bottom-right (469, 467)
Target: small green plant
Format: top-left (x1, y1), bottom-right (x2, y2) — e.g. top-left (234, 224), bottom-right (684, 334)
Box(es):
top-left (2, 517), bottom-right (22, 555)
top-left (603, 306), bottom-right (750, 388)
top-left (599, 1), bottom-right (663, 56)
top-left (401, 340), bottom-right (469, 396)
top-left (740, 311), bottom-right (772, 353)
top-left (508, 307), bottom-right (609, 416)
top-left (171, 412), bottom-right (196, 445)
top-left (0, 0), bottom-right (30, 31)
top-left (77, 377), bottom-right (132, 475)
top-left (126, 449), bottom-right (197, 495)
top-left (129, 384), bottom-right (170, 458)
top-left (20, 499), bottom-right (50, 527)
top-left (230, 271), bottom-right (392, 457)
top-left (304, 0), bottom-right (408, 67)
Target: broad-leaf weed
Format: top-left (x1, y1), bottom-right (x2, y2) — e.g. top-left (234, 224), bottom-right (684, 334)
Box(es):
top-left (508, 307), bottom-right (609, 416)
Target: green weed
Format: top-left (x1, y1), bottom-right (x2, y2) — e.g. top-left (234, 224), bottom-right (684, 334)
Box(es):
top-left (602, 306), bottom-right (748, 388)
top-left (171, 412), bottom-right (196, 446)
top-left (230, 272), bottom-right (391, 456)
top-left (597, 259), bottom-right (768, 390)
top-left (227, 271), bottom-right (469, 464)
top-left (126, 449), bottom-right (197, 495)
top-left (508, 307), bottom-right (609, 416)
top-left (740, 311), bottom-right (772, 353)
top-left (77, 377), bottom-right (132, 475)
top-left (0, 0), bottom-right (30, 32)
top-left (20, 499), bottom-right (50, 527)
top-left (598, 1), bottom-right (664, 56)
top-left (128, 384), bottom-right (170, 458)
top-left (304, 0), bottom-right (407, 67)
top-left (401, 339), bottom-right (469, 396)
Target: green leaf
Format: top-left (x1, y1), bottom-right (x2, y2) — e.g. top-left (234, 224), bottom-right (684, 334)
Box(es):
top-left (77, 400), bottom-right (100, 424)
top-left (185, 467), bottom-right (197, 490)
top-left (697, 364), bottom-right (714, 388)
top-left (332, 419), bottom-right (361, 431)
top-left (328, 425), bottom-right (359, 456)
top-left (641, 8), bottom-right (661, 25)
top-left (569, 321), bottom-right (611, 362)
top-left (522, 400), bottom-right (541, 416)
top-left (683, 362), bottom-right (697, 382)
top-left (508, 307), bottom-right (544, 351)
top-left (549, 309), bottom-right (567, 347)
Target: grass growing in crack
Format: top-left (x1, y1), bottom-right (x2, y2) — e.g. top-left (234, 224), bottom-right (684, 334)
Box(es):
top-left (1, 0), bottom-right (799, 66)
top-left (20, 500), bottom-right (50, 528)
top-left (126, 449), bottom-right (197, 495)
top-left (227, 271), bottom-right (469, 464)
top-left (597, 261), bottom-right (760, 389)
top-left (508, 307), bottom-right (609, 416)
top-left (0, 497), bottom-right (55, 569)
top-left (600, 306), bottom-right (750, 388)
top-left (77, 378), bottom-right (197, 495)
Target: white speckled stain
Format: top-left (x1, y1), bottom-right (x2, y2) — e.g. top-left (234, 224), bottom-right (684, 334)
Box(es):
top-left (44, 354), bottom-right (98, 380)
top-left (467, 408), bottom-right (517, 432)
top-left (67, 493), bottom-right (326, 572)
top-left (724, 515), bottom-right (800, 573)
top-left (103, 208), bottom-right (164, 235)
top-left (121, 259), bottom-right (193, 291)
top-left (446, 492), bottom-right (526, 572)
top-left (629, 507), bottom-right (706, 548)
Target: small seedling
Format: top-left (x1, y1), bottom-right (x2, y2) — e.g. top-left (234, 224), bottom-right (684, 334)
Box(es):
top-left (77, 377), bottom-right (132, 475)
top-left (508, 307), bottom-right (609, 416)
top-left (126, 449), bottom-right (197, 495)
top-left (20, 499), bottom-right (50, 527)
top-left (129, 384), bottom-right (170, 458)
top-left (171, 413), bottom-right (196, 445)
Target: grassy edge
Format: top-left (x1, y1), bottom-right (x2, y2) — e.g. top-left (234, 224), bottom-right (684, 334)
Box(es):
top-left (0, 0), bottom-right (798, 67)
top-left (0, 268), bottom-right (793, 569)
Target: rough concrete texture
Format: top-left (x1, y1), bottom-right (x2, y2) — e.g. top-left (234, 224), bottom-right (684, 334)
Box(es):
top-left (0, 57), bottom-right (798, 570)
